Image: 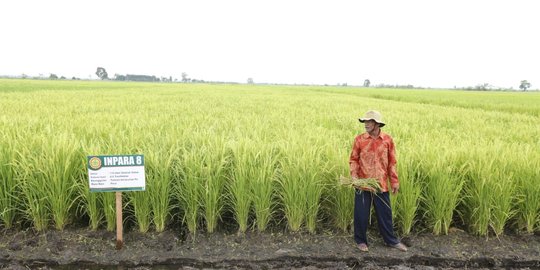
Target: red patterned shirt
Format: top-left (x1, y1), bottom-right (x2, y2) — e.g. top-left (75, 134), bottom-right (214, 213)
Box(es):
top-left (349, 131), bottom-right (399, 192)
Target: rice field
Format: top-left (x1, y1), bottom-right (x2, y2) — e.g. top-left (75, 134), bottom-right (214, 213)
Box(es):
top-left (1, 79), bottom-right (539, 236)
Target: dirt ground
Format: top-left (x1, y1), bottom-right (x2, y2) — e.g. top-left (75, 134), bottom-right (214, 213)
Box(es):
top-left (1, 226), bottom-right (539, 270)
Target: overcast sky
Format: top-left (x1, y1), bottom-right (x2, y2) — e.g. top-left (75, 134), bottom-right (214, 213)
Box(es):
top-left (1, 0), bottom-right (538, 89)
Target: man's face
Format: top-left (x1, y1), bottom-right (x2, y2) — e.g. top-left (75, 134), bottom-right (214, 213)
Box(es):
top-left (364, 119), bottom-right (378, 134)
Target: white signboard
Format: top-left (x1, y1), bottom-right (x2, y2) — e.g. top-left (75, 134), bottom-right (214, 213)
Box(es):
top-left (87, 155), bottom-right (145, 192)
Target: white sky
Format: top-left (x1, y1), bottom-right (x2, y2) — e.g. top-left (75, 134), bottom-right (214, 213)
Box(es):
top-left (1, 0), bottom-right (538, 89)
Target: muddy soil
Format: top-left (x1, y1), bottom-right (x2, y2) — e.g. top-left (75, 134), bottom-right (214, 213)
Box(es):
top-left (1, 226), bottom-right (539, 269)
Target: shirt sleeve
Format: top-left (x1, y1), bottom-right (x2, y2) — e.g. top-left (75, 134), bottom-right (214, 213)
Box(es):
top-left (387, 137), bottom-right (399, 188)
top-left (349, 136), bottom-right (361, 178)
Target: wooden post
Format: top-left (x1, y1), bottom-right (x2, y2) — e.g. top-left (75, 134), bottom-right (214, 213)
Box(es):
top-left (115, 192), bottom-right (123, 250)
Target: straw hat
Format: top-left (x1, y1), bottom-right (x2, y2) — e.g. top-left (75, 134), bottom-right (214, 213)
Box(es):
top-left (358, 110), bottom-right (385, 127)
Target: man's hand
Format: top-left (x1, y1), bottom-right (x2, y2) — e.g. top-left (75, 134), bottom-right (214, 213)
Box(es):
top-left (391, 186), bottom-right (399, 194)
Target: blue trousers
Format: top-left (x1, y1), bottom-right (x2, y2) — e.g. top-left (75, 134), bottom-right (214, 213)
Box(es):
top-left (354, 190), bottom-right (399, 246)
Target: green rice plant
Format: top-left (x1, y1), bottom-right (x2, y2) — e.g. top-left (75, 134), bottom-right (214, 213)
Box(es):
top-left (277, 142), bottom-right (304, 232)
top-left (464, 149), bottom-right (517, 237)
top-left (0, 138), bottom-right (18, 229)
top-left (332, 185), bottom-right (354, 232)
top-left (201, 138), bottom-right (229, 233)
top-left (176, 144), bottom-right (204, 235)
top-left (250, 144), bottom-right (279, 232)
top-left (489, 170), bottom-right (516, 236)
top-left (278, 153), bottom-right (307, 232)
top-left (79, 144), bottom-right (103, 230)
top-left (278, 143), bottom-right (325, 233)
top-left (18, 167), bottom-right (49, 231)
top-left (462, 152), bottom-right (498, 236)
top-left (326, 147), bottom-right (354, 232)
top-left (17, 135), bottom-right (84, 231)
top-left (101, 192), bottom-right (117, 231)
top-left (421, 155), bottom-right (465, 235)
top-left (143, 143), bottom-right (178, 232)
top-left (481, 149), bottom-right (517, 236)
top-left (393, 154), bottom-right (422, 235)
top-left (304, 157), bottom-right (325, 233)
top-left (83, 187), bottom-right (102, 230)
top-left (229, 140), bottom-right (256, 233)
top-left (45, 139), bottom-right (85, 230)
top-left (463, 168), bottom-right (492, 236)
top-left (130, 190), bottom-right (151, 233)
top-left (514, 150), bottom-right (540, 233)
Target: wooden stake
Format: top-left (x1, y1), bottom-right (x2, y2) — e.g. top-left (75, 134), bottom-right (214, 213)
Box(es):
top-left (115, 192), bottom-right (123, 250)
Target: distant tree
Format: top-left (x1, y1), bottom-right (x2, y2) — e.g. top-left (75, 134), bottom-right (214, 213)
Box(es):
top-left (475, 83), bottom-right (490, 91)
top-left (60, 76), bottom-right (66, 80)
top-left (519, 80), bottom-right (531, 91)
top-left (49, 73), bottom-right (58, 80)
top-left (95, 67), bottom-right (109, 80)
top-left (159, 76), bottom-right (173, 82)
top-left (21, 73), bottom-right (28, 79)
top-left (181, 72), bottom-right (189, 82)
top-left (363, 79), bottom-right (370, 87)
top-left (247, 77), bottom-right (254, 84)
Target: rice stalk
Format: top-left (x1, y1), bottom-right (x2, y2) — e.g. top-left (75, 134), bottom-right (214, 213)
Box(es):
top-left (393, 155), bottom-right (422, 235)
top-left (130, 190), bottom-right (151, 233)
top-left (229, 140), bottom-right (255, 233)
top-left (339, 176), bottom-right (381, 192)
top-left (278, 147), bottom-right (307, 232)
top-left (201, 138), bottom-right (229, 233)
top-left (102, 192), bottom-right (117, 231)
top-left (327, 147), bottom-right (354, 232)
top-left (177, 144), bottom-right (204, 235)
top-left (490, 172), bottom-right (516, 236)
top-left (422, 155), bottom-right (464, 235)
top-left (0, 138), bottom-right (18, 229)
top-left (514, 150), bottom-right (540, 233)
top-left (278, 143), bottom-right (325, 233)
top-left (16, 140), bottom-right (50, 231)
top-left (83, 187), bottom-right (102, 230)
top-left (146, 144), bottom-right (178, 232)
top-left (79, 143), bottom-right (103, 230)
top-left (251, 144), bottom-right (279, 232)
top-left (304, 147), bottom-right (325, 234)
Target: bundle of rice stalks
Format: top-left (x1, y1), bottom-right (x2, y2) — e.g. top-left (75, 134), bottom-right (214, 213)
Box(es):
top-left (339, 176), bottom-right (381, 192)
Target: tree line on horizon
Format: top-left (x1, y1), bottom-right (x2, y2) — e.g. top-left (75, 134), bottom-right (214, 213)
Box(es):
top-left (0, 67), bottom-right (533, 91)
top-left (93, 67), bottom-right (534, 90)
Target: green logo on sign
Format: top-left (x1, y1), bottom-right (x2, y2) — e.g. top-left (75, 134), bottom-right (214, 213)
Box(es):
top-left (88, 157), bottom-right (102, 170)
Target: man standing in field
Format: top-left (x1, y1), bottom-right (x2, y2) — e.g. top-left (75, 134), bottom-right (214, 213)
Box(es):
top-left (349, 110), bottom-right (407, 252)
